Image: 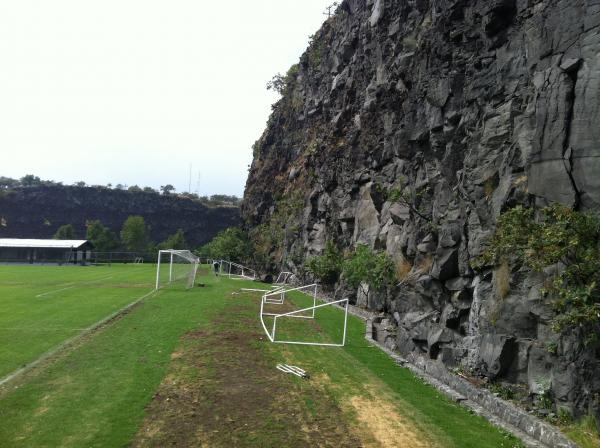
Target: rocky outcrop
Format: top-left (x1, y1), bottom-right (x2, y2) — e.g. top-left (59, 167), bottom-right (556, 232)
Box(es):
top-left (243, 0), bottom-right (600, 419)
top-left (0, 185), bottom-right (239, 247)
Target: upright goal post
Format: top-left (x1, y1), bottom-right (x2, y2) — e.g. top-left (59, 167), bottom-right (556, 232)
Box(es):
top-left (155, 249), bottom-right (199, 290)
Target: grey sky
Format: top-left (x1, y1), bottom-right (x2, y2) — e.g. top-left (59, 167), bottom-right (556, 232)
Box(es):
top-left (0, 0), bottom-right (332, 196)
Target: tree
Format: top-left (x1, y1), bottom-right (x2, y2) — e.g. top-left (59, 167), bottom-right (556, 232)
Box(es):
top-left (120, 216), bottom-right (150, 253)
top-left (128, 185), bottom-right (142, 192)
top-left (74, 181), bottom-right (86, 187)
top-left (198, 228), bottom-right (253, 263)
top-left (266, 64), bottom-right (299, 95)
top-left (54, 224), bottom-right (75, 240)
top-left (86, 220), bottom-right (119, 252)
top-left (160, 184), bottom-right (175, 195)
top-left (343, 244), bottom-right (396, 297)
top-left (158, 229), bottom-right (187, 250)
top-left (20, 174), bottom-right (41, 187)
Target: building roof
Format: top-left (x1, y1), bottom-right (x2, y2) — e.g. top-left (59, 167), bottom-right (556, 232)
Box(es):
top-left (0, 239), bottom-right (91, 249)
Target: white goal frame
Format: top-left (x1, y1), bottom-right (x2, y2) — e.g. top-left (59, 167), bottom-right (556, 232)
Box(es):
top-left (218, 260), bottom-right (256, 280)
top-left (155, 249), bottom-right (199, 290)
top-left (275, 271), bottom-right (295, 284)
top-left (259, 284), bottom-right (349, 347)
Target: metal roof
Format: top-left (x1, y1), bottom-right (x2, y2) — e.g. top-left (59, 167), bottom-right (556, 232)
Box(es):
top-left (0, 239), bottom-right (90, 249)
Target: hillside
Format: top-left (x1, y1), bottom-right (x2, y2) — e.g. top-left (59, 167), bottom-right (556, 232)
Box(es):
top-left (243, 0), bottom-right (600, 425)
top-left (0, 185), bottom-right (239, 248)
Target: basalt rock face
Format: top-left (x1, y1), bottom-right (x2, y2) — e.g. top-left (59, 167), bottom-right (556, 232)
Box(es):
top-left (0, 186), bottom-right (239, 247)
top-left (243, 0), bottom-right (600, 417)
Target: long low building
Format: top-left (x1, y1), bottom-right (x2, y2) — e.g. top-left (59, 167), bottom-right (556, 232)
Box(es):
top-left (0, 239), bottom-right (94, 264)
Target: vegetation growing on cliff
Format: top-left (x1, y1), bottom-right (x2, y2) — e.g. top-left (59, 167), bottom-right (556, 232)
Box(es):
top-left (249, 191), bottom-right (305, 266)
top-left (343, 244), bottom-right (396, 296)
top-left (306, 243), bottom-right (396, 296)
top-left (482, 204), bottom-right (600, 341)
top-left (305, 242), bottom-right (343, 285)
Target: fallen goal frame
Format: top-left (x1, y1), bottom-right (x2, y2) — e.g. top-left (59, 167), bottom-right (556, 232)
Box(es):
top-left (259, 284), bottom-right (349, 347)
top-left (155, 249), bottom-right (199, 290)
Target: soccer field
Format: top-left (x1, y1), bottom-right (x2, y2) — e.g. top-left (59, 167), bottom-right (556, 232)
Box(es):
top-left (0, 264), bottom-right (155, 379)
top-left (0, 265), bottom-right (523, 447)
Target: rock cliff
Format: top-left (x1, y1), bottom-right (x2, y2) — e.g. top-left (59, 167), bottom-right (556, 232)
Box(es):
top-left (242, 0), bottom-right (600, 418)
top-left (0, 185), bottom-right (239, 248)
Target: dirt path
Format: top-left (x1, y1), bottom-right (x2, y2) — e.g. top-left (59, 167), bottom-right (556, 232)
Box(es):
top-left (132, 299), bottom-right (361, 447)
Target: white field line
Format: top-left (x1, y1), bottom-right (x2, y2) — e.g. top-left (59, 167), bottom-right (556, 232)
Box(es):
top-left (34, 275), bottom-right (114, 297)
top-left (33, 272), bottom-right (117, 298)
top-left (35, 285), bottom-right (76, 298)
top-left (0, 287), bottom-right (158, 388)
top-left (83, 275), bottom-right (114, 283)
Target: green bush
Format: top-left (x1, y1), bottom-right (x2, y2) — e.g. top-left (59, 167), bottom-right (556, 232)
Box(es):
top-left (342, 244), bottom-right (396, 294)
top-left (305, 242), bottom-right (343, 285)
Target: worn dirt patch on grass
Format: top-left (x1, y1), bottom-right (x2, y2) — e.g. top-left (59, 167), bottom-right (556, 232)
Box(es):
top-left (132, 300), bottom-right (361, 447)
top-left (349, 395), bottom-right (435, 448)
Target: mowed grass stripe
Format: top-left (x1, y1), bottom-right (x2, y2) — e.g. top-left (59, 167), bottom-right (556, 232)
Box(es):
top-left (0, 265), bottom-right (155, 377)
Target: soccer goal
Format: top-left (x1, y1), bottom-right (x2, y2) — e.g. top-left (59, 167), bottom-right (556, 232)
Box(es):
top-left (219, 260), bottom-right (256, 280)
top-left (259, 284), bottom-right (349, 347)
top-left (155, 249), bottom-right (199, 290)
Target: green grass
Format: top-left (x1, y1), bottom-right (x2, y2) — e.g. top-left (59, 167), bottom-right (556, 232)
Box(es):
top-left (0, 266), bottom-right (525, 447)
top-left (564, 414), bottom-right (600, 448)
top-left (275, 291), bottom-right (525, 448)
top-left (0, 266), bottom-right (245, 447)
top-left (0, 264), bottom-right (155, 378)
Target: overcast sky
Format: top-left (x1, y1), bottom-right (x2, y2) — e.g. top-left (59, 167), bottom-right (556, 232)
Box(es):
top-left (0, 0), bottom-right (332, 196)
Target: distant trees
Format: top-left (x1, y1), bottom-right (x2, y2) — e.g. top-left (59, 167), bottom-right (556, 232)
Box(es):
top-left (160, 184), bottom-right (175, 195)
top-left (86, 220), bottom-right (119, 252)
top-left (198, 228), bottom-right (253, 263)
top-left (53, 224), bottom-right (75, 240)
top-left (0, 177), bottom-right (18, 189)
top-left (158, 229), bottom-right (187, 250)
top-left (20, 174), bottom-right (42, 187)
top-left (120, 216), bottom-right (150, 253)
